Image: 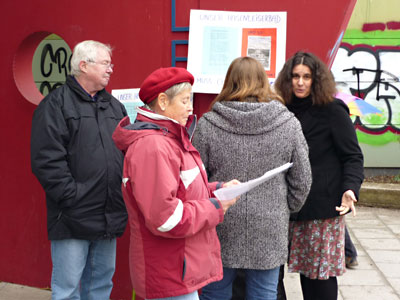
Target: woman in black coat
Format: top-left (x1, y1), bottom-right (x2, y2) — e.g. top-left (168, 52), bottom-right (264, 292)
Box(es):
top-left (274, 51), bottom-right (364, 300)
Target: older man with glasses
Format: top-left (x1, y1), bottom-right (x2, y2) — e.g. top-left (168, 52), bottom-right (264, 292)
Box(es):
top-left (31, 40), bottom-right (128, 300)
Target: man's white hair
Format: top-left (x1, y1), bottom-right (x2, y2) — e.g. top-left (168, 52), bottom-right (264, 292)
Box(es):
top-left (70, 40), bottom-right (112, 76)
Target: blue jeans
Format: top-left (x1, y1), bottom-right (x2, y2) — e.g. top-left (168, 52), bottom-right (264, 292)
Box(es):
top-left (200, 267), bottom-right (280, 300)
top-left (147, 291), bottom-right (200, 300)
top-left (51, 238), bottom-right (117, 300)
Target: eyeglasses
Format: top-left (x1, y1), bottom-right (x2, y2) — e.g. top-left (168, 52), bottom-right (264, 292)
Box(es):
top-left (87, 60), bottom-right (114, 69)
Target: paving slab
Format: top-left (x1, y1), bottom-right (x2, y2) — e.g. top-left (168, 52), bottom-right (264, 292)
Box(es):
top-left (339, 286), bottom-right (400, 300)
top-left (388, 224), bottom-right (400, 236)
top-left (379, 215), bottom-right (400, 225)
top-left (367, 250), bottom-right (400, 264)
top-left (389, 278), bottom-right (400, 295)
top-left (351, 228), bottom-right (396, 239)
top-left (358, 238), bottom-right (400, 250)
top-left (345, 218), bottom-right (386, 228)
top-left (0, 283), bottom-right (51, 300)
top-left (338, 269), bottom-right (386, 286)
top-left (283, 271), bottom-right (302, 300)
top-left (376, 263), bottom-right (400, 278)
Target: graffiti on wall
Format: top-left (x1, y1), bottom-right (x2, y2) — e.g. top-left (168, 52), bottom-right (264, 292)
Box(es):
top-left (331, 24), bottom-right (400, 148)
top-left (32, 34), bottom-right (71, 97)
top-left (39, 43), bottom-right (71, 94)
top-left (332, 43), bottom-right (400, 145)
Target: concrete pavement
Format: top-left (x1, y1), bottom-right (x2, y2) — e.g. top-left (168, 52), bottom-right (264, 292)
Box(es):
top-left (1, 206), bottom-right (399, 300)
top-left (0, 282), bottom-right (51, 300)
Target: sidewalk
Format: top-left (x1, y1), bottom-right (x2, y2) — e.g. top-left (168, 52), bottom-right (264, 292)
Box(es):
top-left (1, 206), bottom-right (399, 300)
top-left (0, 282), bottom-right (50, 300)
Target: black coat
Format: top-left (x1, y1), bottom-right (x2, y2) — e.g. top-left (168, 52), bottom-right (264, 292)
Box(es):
top-left (31, 76), bottom-right (128, 240)
top-left (288, 98), bottom-right (364, 221)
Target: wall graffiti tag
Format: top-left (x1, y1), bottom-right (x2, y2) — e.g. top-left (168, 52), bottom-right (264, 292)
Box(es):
top-left (32, 36), bottom-right (72, 97)
top-left (332, 43), bottom-right (400, 141)
top-left (331, 21), bottom-right (400, 168)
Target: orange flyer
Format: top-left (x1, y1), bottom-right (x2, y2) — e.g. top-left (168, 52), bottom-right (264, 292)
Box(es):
top-left (241, 28), bottom-right (277, 78)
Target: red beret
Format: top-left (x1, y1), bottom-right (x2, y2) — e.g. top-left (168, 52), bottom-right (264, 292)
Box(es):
top-left (139, 67), bottom-right (194, 104)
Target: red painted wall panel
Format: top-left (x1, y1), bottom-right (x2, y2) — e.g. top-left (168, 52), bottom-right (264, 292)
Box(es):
top-left (0, 1), bottom-right (355, 299)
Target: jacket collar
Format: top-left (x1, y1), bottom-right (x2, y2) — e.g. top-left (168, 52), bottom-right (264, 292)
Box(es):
top-left (136, 107), bottom-right (197, 141)
top-left (66, 75), bottom-right (111, 109)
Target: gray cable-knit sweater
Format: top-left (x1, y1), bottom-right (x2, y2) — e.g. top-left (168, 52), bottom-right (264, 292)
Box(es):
top-left (192, 100), bottom-right (312, 270)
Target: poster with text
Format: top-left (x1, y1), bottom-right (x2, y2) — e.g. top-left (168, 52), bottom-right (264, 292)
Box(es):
top-left (187, 10), bottom-right (286, 94)
top-left (111, 88), bottom-right (142, 122)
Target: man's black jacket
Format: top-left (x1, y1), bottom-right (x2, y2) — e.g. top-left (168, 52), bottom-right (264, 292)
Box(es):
top-left (31, 76), bottom-right (128, 240)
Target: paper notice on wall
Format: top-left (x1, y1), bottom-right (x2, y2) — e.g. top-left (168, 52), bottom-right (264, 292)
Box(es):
top-left (112, 88), bottom-right (143, 122)
top-left (187, 10), bottom-right (286, 94)
top-left (214, 162), bottom-right (293, 201)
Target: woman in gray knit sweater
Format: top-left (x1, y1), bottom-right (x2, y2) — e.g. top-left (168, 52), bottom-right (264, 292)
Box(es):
top-left (192, 57), bottom-right (312, 300)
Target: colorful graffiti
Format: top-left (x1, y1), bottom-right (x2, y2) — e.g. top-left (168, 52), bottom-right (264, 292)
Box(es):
top-left (331, 25), bottom-right (400, 148)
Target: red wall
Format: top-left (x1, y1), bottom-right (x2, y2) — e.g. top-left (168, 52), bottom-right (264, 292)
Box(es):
top-left (0, 1), bottom-right (355, 299)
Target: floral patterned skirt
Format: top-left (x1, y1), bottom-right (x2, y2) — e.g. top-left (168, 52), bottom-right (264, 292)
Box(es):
top-left (288, 216), bottom-right (345, 280)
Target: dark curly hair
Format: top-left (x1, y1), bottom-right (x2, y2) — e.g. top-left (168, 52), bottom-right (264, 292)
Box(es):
top-left (274, 51), bottom-right (336, 106)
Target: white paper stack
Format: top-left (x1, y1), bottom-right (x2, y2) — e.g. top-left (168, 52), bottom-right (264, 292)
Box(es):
top-left (213, 162), bottom-right (293, 201)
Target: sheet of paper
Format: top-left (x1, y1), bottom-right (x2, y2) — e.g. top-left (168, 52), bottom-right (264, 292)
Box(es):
top-left (213, 162), bottom-right (293, 201)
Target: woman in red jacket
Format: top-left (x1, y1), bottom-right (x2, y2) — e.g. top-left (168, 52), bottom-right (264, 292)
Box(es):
top-left (112, 67), bottom-right (239, 300)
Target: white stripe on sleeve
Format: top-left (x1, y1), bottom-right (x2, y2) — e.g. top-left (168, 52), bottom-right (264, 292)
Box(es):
top-left (157, 199), bottom-right (184, 232)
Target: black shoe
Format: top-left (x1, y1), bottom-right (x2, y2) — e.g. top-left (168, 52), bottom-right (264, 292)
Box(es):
top-left (345, 256), bottom-right (358, 269)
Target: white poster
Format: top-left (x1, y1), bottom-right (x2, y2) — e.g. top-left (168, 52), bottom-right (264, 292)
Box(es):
top-left (111, 88), bottom-right (142, 122)
top-left (187, 10), bottom-right (287, 94)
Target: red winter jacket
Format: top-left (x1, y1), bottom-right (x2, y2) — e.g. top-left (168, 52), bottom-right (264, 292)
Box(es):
top-left (112, 108), bottom-right (224, 299)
